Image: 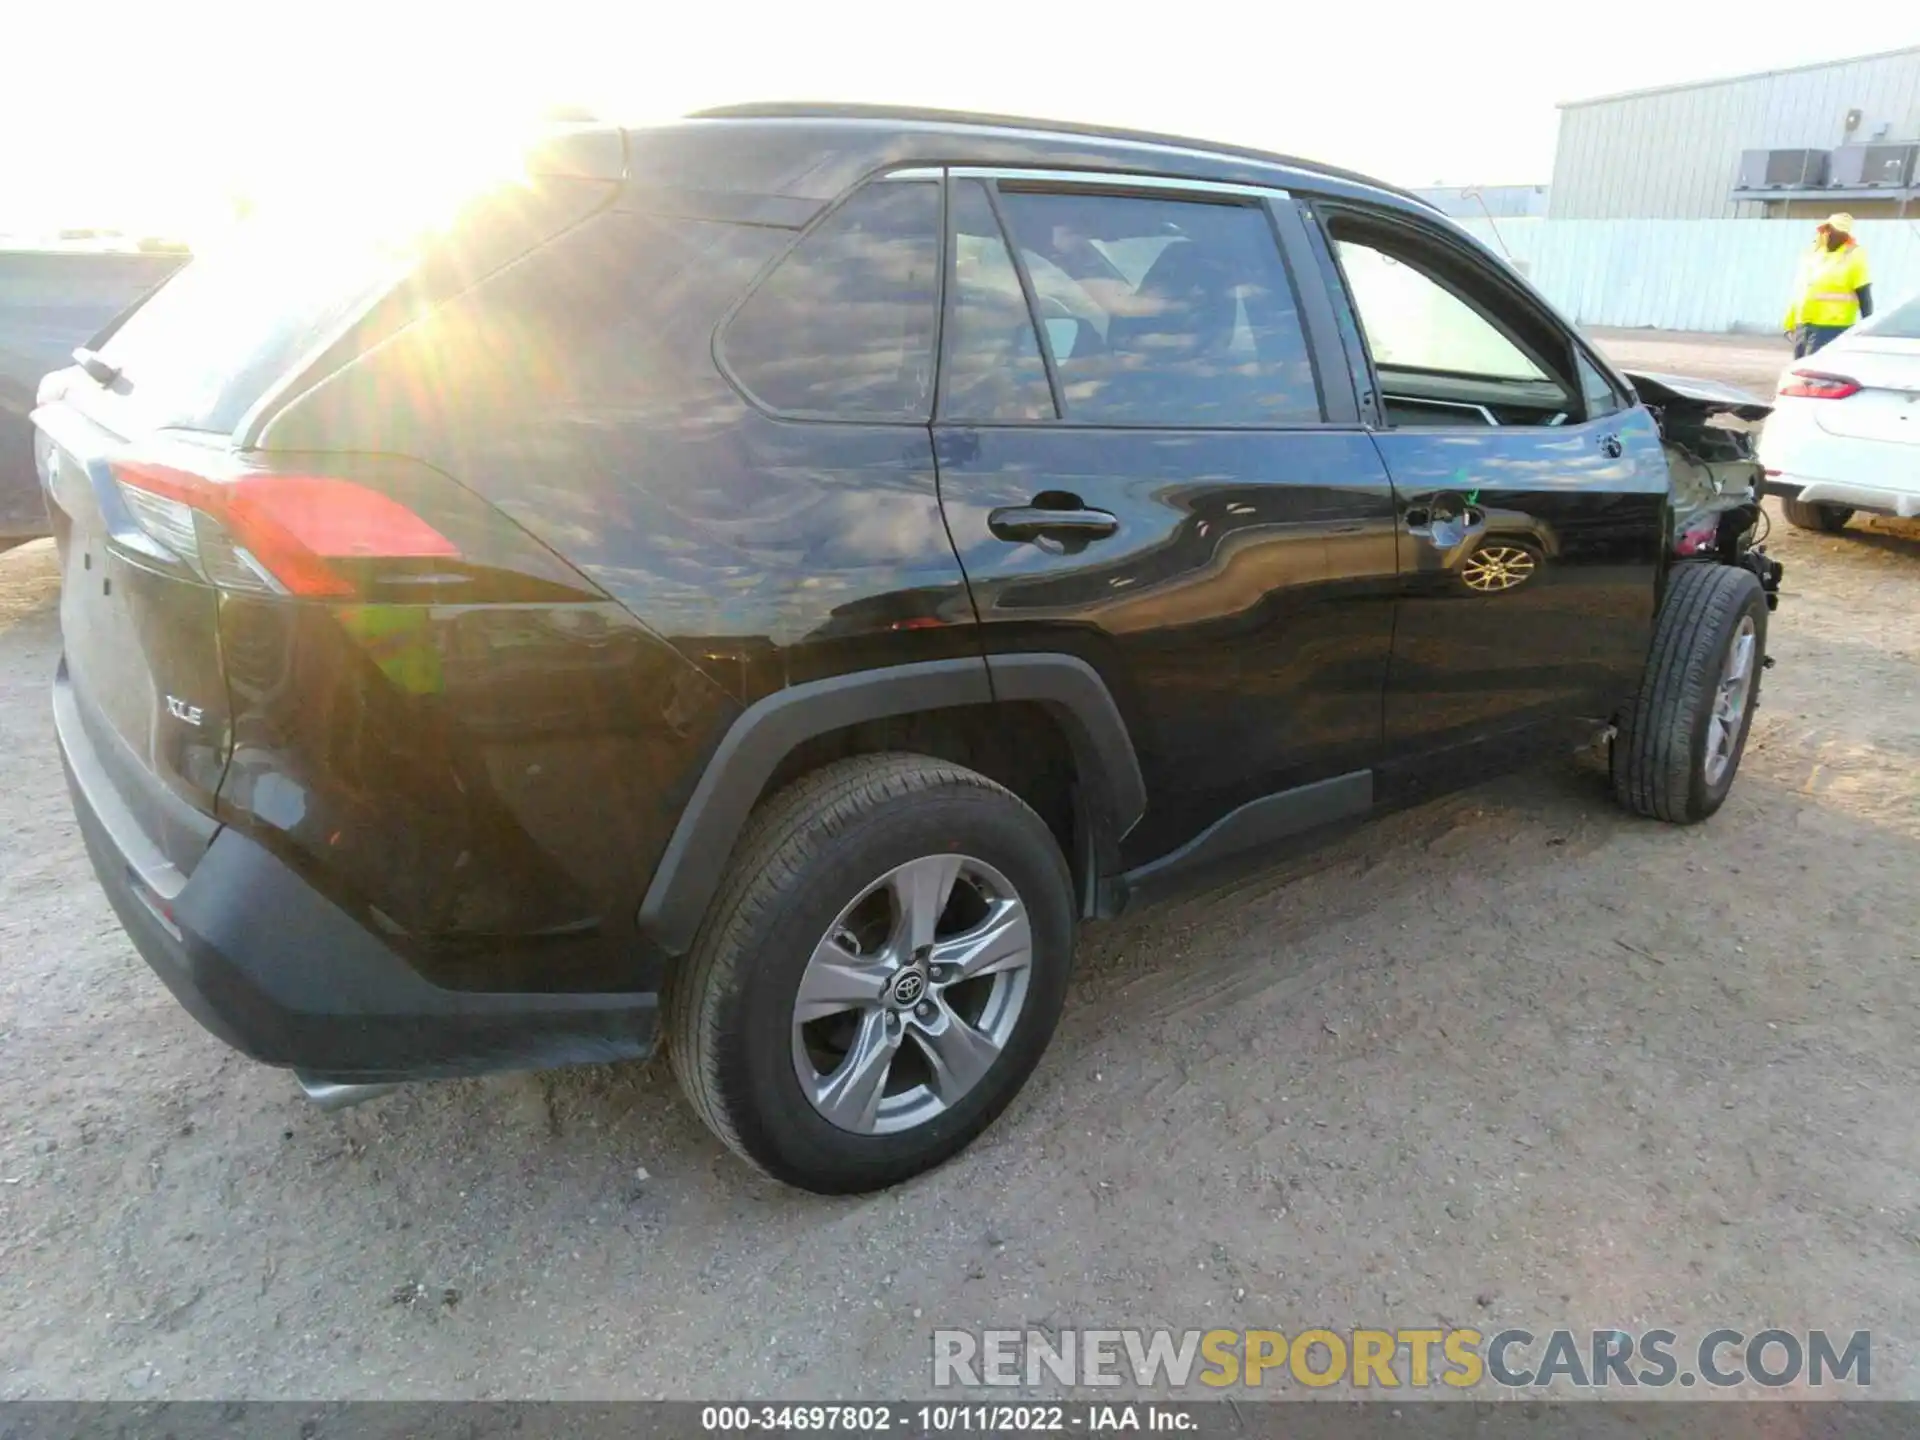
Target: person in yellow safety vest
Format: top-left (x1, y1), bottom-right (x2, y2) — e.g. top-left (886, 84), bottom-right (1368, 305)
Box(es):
top-left (1784, 213), bottom-right (1873, 358)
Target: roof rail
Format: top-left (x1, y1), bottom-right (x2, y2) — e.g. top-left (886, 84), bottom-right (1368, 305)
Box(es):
top-left (685, 101), bottom-right (1426, 207)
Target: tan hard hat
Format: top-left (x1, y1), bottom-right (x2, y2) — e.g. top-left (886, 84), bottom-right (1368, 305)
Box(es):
top-left (1826, 212), bottom-right (1855, 233)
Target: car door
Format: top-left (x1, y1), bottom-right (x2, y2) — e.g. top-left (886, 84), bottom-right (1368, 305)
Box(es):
top-left (931, 170), bottom-right (1400, 872)
top-left (1302, 200), bottom-right (1669, 802)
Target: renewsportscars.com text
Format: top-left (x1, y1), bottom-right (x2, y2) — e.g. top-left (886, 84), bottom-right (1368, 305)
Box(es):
top-left (931, 1327), bottom-right (1871, 1391)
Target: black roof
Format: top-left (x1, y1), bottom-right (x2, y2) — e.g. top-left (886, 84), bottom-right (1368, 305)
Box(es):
top-left (683, 102), bottom-right (1430, 212)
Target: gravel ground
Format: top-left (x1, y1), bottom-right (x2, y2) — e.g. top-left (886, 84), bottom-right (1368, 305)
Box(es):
top-left (1, 332), bottom-right (1916, 1401)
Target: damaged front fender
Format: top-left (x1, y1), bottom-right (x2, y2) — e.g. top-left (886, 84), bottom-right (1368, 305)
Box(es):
top-left (1624, 369), bottom-right (1784, 606)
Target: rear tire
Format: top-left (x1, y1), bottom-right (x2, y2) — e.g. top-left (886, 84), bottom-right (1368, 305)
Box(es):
top-left (667, 753), bottom-right (1074, 1194)
top-left (1781, 497), bottom-right (1851, 533)
top-left (1611, 564), bottom-right (1767, 824)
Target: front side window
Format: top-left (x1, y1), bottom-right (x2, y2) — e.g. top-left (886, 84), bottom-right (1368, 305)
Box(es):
top-left (1577, 351), bottom-right (1626, 421)
top-left (1336, 240), bottom-right (1544, 381)
top-left (992, 188), bottom-right (1322, 426)
top-left (1327, 217), bottom-right (1578, 428)
top-left (722, 181), bottom-right (940, 420)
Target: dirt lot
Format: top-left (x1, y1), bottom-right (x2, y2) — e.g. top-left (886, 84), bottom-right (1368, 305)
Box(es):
top-left (2, 331), bottom-right (1917, 1401)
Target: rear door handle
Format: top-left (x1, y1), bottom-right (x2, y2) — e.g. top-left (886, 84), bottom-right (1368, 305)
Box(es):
top-left (987, 506), bottom-right (1119, 544)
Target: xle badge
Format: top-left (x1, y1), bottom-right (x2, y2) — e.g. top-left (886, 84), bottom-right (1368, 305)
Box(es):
top-left (166, 696), bottom-right (204, 726)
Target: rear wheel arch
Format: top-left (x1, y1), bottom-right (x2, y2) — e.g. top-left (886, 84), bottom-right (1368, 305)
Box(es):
top-left (665, 751), bottom-right (1077, 1191)
top-left (637, 656), bottom-right (1144, 954)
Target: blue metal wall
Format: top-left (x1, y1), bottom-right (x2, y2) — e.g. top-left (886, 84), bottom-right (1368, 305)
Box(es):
top-left (1454, 219), bottom-right (1920, 333)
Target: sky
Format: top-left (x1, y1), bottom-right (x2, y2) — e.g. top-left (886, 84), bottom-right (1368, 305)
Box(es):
top-left (2, 0), bottom-right (1917, 239)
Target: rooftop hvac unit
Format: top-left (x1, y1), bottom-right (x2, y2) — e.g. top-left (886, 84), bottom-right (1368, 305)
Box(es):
top-left (1736, 149), bottom-right (1829, 189)
top-left (1828, 144), bottom-right (1917, 188)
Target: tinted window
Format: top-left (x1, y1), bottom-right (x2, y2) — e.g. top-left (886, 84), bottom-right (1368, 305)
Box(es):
top-left (92, 178), bottom-right (605, 436)
top-left (1336, 239), bottom-right (1545, 381)
top-left (94, 231), bottom-right (405, 435)
top-left (1578, 351), bottom-right (1625, 420)
top-left (943, 180), bottom-right (1055, 422)
top-left (994, 190), bottom-right (1322, 426)
top-left (723, 181), bottom-right (940, 420)
top-left (270, 211), bottom-right (787, 446)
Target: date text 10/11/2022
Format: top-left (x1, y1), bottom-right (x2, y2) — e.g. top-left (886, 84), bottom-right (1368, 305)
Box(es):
top-left (700, 1405), bottom-right (1193, 1432)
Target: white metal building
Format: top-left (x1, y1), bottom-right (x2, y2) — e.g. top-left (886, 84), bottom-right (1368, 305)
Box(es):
top-left (1412, 185), bottom-right (1549, 219)
top-left (1549, 46), bottom-right (1920, 219)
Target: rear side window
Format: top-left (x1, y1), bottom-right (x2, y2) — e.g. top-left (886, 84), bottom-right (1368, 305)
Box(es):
top-left (943, 180), bottom-right (1055, 422)
top-left (722, 181), bottom-right (941, 421)
top-left (993, 189), bottom-right (1322, 426)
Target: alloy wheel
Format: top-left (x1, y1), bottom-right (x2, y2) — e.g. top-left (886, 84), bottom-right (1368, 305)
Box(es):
top-left (791, 854), bottom-right (1032, 1135)
top-left (1703, 614), bottom-right (1757, 787)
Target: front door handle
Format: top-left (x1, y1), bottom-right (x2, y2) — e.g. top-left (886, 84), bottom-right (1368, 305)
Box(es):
top-left (988, 505), bottom-right (1119, 544)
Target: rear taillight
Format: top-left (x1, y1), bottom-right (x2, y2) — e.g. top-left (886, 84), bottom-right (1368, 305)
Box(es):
top-left (103, 449), bottom-right (601, 604)
top-left (111, 459), bottom-right (458, 597)
top-left (1779, 370), bottom-right (1860, 400)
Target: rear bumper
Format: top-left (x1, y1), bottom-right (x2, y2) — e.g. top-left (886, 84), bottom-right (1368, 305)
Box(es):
top-left (1762, 474), bottom-right (1920, 518)
top-left (56, 667), bottom-right (657, 1083)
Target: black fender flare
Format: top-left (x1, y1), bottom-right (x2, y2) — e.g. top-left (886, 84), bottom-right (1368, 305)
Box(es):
top-left (636, 655), bottom-right (1144, 954)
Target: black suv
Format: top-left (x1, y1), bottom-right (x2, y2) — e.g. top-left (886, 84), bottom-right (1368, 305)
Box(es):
top-left (35, 106), bottom-right (1781, 1193)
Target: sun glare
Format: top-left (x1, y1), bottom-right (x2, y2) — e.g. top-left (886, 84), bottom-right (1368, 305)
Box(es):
top-left (201, 107), bottom-right (542, 259)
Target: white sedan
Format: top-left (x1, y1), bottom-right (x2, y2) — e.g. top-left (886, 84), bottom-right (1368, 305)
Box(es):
top-left (1759, 292), bottom-right (1920, 532)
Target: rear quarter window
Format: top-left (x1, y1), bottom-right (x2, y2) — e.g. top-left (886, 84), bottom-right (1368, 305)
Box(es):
top-left (94, 228), bottom-right (408, 436)
top-left (92, 177), bottom-right (613, 437)
top-left (719, 180), bottom-right (942, 422)
top-left (261, 209), bottom-right (785, 453)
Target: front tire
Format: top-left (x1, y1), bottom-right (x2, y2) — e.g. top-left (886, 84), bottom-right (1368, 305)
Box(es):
top-left (1611, 564), bottom-right (1767, 824)
top-left (1781, 497), bottom-right (1852, 533)
top-left (667, 753), bottom-right (1075, 1194)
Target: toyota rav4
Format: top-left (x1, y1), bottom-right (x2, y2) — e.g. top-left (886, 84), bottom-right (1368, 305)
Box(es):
top-left (35, 105), bottom-right (1782, 1193)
